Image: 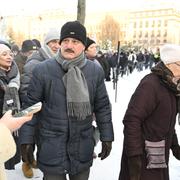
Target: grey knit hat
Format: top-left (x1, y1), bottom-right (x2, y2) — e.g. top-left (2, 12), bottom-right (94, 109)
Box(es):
top-left (44, 28), bottom-right (60, 44)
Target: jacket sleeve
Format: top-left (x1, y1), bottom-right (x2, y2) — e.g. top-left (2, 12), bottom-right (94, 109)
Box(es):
top-left (19, 60), bottom-right (40, 104)
top-left (0, 123), bottom-right (16, 164)
top-left (123, 77), bottom-right (157, 157)
top-left (19, 65), bottom-right (44, 145)
top-left (94, 66), bottom-right (114, 142)
top-left (8, 70), bottom-right (20, 90)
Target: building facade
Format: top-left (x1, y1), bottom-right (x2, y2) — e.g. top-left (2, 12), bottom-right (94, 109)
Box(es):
top-left (127, 7), bottom-right (180, 48)
top-left (1, 1), bottom-right (180, 49)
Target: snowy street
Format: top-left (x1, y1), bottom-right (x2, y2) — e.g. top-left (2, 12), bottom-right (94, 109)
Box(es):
top-left (6, 69), bottom-right (180, 180)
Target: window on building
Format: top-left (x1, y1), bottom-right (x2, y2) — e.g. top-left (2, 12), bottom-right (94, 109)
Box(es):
top-left (156, 39), bottom-right (160, 44)
top-left (133, 31), bottom-right (136, 38)
top-left (143, 40), bottom-right (148, 44)
top-left (145, 21), bottom-right (149, 28)
top-left (139, 21), bottom-right (143, 28)
top-left (134, 22), bottom-right (136, 28)
top-left (139, 31), bottom-right (142, 38)
top-left (157, 30), bottom-right (161, 37)
top-left (164, 30), bottom-right (167, 37)
top-left (145, 32), bottom-right (148, 37)
top-left (158, 20), bottom-right (161, 27)
top-left (152, 20), bottom-right (155, 27)
top-left (151, 30), bottom-right (154, 37)
top-left (163, 39), bottom-right (167, 43)
top-left (150, 39), bottom-right (154, 44)
top-left (164, 20), bottom-right (168, 27)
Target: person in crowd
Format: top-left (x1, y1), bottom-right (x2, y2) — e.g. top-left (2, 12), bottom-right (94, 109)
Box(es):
top-left (118, 50), bottom-right (129, 77)
top-left (20, 21), bottom-right (114, 180)
top-left (19, 28), bottom-right (60, 178)
top-left (0, 41), bottom-right (22, 170)
top-left (0, 110), bottom-right (32, 180)
top-left (136, 50), bottom-right (145, 71)
top-left (85, 37), bottom-right (100, 67)
top-left (96, 51), bottom-right (111, 81)
top-left (127, 51), bottom-right (136, 74)
top-left (32, 39), bottom-right (41, 49)
top-left (119, 43), bottom-right (180, 180)
top-left (14, 40), bottom-right (37, 75)
top-left (11, 44), bottom-right (20, 56)
top-left (153, 47), bottom-right (161, 64)
top-left (85, 37), bottom-right (101, 158)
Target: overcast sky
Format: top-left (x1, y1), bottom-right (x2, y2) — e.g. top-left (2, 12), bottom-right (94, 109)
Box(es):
top-left (0, 0), bottom-right (179, 16)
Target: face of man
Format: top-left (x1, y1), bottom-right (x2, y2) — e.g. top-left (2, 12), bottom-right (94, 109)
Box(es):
top-left (0, 44), bottom-right (13, 70)
top-left (60, 38), bottom-right (85, 60)
top-left (47, 39), bottom-right (60, 54)
top-left (85, 43), bottom-right (97, 59)
top-left (23, 50), bottom-right (36, 58)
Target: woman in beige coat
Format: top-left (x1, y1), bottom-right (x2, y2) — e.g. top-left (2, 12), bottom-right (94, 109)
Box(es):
top-left (0, 110), bottom-right (32, 180)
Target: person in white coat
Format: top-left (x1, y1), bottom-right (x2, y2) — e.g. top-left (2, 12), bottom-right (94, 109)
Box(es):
top-left (0, 110), bottom-right (32, 180)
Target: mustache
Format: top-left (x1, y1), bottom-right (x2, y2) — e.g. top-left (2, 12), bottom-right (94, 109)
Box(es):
top-left (64, 49), bottom-right (74, 53)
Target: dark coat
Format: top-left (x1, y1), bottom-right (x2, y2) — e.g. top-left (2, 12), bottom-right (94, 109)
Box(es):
top-left (20, 58), bottom-right (114, 175)
top-left (119, 73), bottom-right (177, 180)
top-left (14, 52), bottom-right (27, 75)
top-left (20, 48), bottom-right (49, 104)
top-left (0, 62), bottom-right (21, 169)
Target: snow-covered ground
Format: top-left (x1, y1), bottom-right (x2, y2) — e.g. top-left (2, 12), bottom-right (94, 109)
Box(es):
top-left (6, 69), bottom-right (180, 180)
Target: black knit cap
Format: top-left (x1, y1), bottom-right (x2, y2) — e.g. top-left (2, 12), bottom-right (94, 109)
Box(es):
top-left (59, 21), bottom-right (87, 46)
top-left (21, 40), bottom-right (37, 53)
top-left (85, 37), bottom-right (95, 50)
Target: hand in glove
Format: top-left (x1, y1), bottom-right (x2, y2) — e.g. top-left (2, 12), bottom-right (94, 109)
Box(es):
top-left (98, 141), bottom-right (112, 160)
top-left (21, 144), bottom-right (34, 164)
top-left (171, 145), bottom-right (180, 160)
top-left (3, 87), bottom-right (21, 114)
top-left (128, 155), bottom-right (142, 180)
top-left (171, 130), bottom-right (180, 160)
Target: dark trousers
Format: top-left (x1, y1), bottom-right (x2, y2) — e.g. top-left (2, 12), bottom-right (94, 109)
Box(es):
top-left (43, 168), bottom-right (90, 180)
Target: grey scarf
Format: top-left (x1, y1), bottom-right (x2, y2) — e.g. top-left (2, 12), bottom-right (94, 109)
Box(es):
top-left (55, 51), bottom-right (91, 120)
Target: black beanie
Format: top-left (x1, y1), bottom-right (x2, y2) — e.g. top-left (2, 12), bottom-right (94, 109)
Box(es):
top-left (21, 40), bottom-right (37, 53)
top-left (85, 37), bottom-right (95, 50)
top-left (59, 21), bottom-right (87, 46)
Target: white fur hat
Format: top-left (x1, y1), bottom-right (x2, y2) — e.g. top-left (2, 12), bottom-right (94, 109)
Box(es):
top-left (160, 44), bottom-right (180, 64)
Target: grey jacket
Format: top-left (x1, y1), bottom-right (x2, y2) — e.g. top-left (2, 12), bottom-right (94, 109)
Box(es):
top-left (20, 48), bottom-right (50, 104)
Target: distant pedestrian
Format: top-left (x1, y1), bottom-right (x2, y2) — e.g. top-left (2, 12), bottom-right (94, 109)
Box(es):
top-left (14, 40), bottom-right (37, 75)
top-left (32, 39), bottom-right (41, 49)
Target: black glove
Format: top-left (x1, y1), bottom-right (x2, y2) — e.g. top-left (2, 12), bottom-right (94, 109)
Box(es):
top-left (98, 141), bottom-right (112, 160)
top-left (21, 144), bottom-right (34, 164)
top-left (128, 155), bottom-right (142, 180)
top-left (3, 87), bottom-right (20, 114)
top-left (171, 145), bottom-right (180, 160)
top-left (171, 130), bottom-right (180, 160)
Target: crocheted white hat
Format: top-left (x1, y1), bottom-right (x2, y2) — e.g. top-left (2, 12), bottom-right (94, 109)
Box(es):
top-left (160, 44), bottom-right (180, 64)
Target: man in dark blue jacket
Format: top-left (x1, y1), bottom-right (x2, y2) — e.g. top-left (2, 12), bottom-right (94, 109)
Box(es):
top-left (20, 21), bottom-right (114, 180)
